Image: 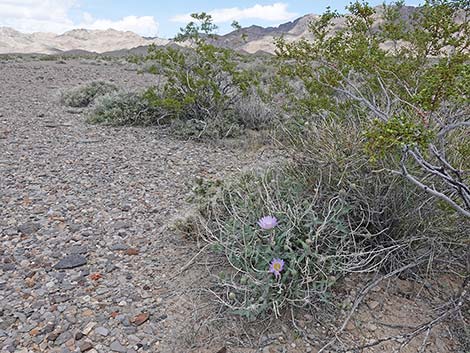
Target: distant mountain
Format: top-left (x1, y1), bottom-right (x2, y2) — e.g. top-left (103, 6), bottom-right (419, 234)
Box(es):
top-left (0, 27), bottom-right (168, 55)
top-left (0, 6), bottom-right (442, 56)
top-left (211, 14), bottom-right (319, 54)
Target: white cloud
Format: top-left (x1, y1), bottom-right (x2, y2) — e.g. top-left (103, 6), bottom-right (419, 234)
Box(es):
top-left (171, 2), bottom-right (297, 24)
top-left (0, 0), bottom-right (76, 33)
top-left (80, 14), bottom-right (159, 37)
top-left (0, 0), bottom-right (159, 36)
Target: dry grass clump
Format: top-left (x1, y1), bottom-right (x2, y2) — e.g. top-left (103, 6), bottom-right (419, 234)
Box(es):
top-left (87, 91), bottom-right (163, 126)
top-left (61, 81), bottom-right (118, 107)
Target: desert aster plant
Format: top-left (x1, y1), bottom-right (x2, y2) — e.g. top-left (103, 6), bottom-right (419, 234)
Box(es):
top-left (257, 215), bottom-right (278, 230)
top-left (269, 258), bottom-right (285, 278)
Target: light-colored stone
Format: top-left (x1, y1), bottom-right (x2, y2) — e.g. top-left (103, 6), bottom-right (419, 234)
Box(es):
top-left (82, 322), bottom-right (96, 335)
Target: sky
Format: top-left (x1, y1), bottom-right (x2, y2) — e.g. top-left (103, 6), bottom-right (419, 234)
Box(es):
top-left (0, 1), bottom-right (422, 38)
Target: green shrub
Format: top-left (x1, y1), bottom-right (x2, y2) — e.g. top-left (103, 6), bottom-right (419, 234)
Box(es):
top-left (142, 14), bottom-right (262, 138)
top-left (364, 115), bottom-right (436, 160)
top-left (61, 81), bottom-right (118, 108)
top-left (87, 91), bottom-right (162, 126)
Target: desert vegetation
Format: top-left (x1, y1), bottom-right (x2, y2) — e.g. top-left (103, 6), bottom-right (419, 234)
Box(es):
top-left (71, 16), bottom-right (277, 139)
top-left (61, 80), bottom-right (118, 108)
top-left (56, 0), bottom-right (469, 351)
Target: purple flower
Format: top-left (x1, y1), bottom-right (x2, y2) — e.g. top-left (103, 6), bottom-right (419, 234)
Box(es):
top-left (258, 216), bottom-right (278, 230)
top-left (269, 258), bottom-right (285, 278)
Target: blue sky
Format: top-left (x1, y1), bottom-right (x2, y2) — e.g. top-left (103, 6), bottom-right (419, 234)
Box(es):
top-left (1, 1), bottom-right (421, 37)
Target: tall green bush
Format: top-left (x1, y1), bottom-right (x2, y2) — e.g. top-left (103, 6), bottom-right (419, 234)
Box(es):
top-left (143, 13), bottom-right (260, 138)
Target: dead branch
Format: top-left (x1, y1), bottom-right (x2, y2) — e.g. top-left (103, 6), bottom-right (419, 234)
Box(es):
top-left (317, 259), bottom-right (429, 353)
top-left (335, 276), bottom-right (469, 353)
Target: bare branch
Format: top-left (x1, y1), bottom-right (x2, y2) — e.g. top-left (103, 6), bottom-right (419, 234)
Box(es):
top-left (318, 259), bottom-right (429, 353)
top-left (395, 153), bottom-right (470, 218)
top-left (437, 121), bottom-right (470, 138)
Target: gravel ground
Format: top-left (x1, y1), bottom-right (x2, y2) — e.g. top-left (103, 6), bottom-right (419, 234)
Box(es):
top-left (0, 59), bottom-right (280, 353)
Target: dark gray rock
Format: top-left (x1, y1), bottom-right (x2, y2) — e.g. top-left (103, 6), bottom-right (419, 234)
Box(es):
top-left (68, 245), bottom-right (88, 255)
top-left (1, 263), bottom-right (15, 271)
top-left (109, 243), bottom-right (129, 251)
top-left (54, 254), bottom-right (87, 269)
top-left (17, 222), bottom-right (41, 235)
top-left (47, 331), bottom-right (60, 342)
top-left (94, 326), bottom-right (109, 336)
top-left (55, 331), bottom-right (72, 346)
top-left (113, 221), bottom-right (130, 230)
top-left (68, 223), bottom-right (81, 233)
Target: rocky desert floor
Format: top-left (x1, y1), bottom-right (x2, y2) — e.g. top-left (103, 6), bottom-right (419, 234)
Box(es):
top-left (0, 58), bottom-right (467, 353)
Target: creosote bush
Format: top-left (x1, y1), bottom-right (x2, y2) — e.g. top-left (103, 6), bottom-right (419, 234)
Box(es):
top-left (364, 115), bottom-right (436, 160)
top-left (276, 0), bottom-right (470, 216)
top-left (140, 14), bottom-right (267, 138)
top-left (61, 81), bottom-right (118, 108)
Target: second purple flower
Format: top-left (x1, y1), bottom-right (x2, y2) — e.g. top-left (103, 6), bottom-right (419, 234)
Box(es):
top-left (269, 258), bottom-right (285, 278)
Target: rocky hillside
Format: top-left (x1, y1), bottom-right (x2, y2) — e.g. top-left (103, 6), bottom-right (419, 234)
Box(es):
top-left (0, 27), bottom-right (168, 55)
top-left (215, 5), bottom-right (420, 53)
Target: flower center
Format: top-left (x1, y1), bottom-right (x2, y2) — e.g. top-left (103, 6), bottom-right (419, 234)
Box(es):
top-left (273, 263), bottom-right (281, 271)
